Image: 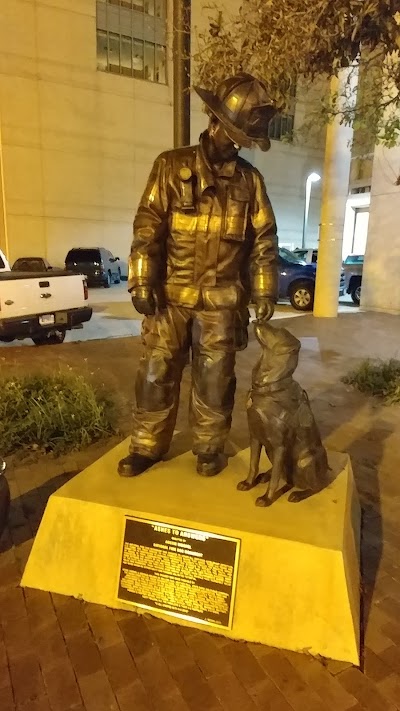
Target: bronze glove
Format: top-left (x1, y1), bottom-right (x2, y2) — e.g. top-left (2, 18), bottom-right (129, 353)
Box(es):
top-left (254, 297), bottom-right (275, 322)
top-left (131, 286), bottom-right (156, 316)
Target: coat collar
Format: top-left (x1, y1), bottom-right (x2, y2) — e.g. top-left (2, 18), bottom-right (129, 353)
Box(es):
top-left (196, 132), bottom-right (237, 194)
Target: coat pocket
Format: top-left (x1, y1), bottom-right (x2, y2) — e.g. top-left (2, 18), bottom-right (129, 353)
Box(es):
top-left (223, 188), bottom-right (249, 241)
top-left (171, 210), bottom-right (198, 236)
top-left (234, 306), bottom-right (250, 351)
top-left (202, 285), bottom-right (241, 310)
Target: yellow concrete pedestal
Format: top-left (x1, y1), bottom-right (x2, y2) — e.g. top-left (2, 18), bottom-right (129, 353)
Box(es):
top-left (22, 440), bottom-right (360, 664)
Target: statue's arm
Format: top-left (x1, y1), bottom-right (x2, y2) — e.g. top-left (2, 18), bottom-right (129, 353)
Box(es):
top-left (249, 169), bottom-right (279, 303)
top-left (128, 153), bottom-right (169, 292)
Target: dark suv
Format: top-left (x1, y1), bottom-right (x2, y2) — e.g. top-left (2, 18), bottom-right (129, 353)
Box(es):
top-left (343, 254), bottom-right (363, 305)
top-left (12, 257), bottom-right (53, 272)
top-left (278, 248), bottom-right (345, 311)
top-left (65, 248), bottom-right (121, 288)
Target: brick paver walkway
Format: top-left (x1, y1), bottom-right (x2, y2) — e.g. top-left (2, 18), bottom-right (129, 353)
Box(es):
top-left (2, 312), bottom-right (400, 710)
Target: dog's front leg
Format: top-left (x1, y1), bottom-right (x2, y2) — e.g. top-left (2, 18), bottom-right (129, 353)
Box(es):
top-left (237, 437), bottom-right (262, 491)
top-left (256, 445), bottom-right (285, 507)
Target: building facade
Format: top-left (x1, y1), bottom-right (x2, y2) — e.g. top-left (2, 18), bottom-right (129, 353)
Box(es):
top-left (0, 0), bottom-right (324, 272)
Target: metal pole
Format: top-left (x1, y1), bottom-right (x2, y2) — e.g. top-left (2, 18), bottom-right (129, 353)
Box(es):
top-left (173, 0), bottom-right (191, 148)
top-left (301, 179), bottom-right (308, 249)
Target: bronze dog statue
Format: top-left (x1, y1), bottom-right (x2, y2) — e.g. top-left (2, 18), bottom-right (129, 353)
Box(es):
top-left (237, 322), bottom-right (329, 507)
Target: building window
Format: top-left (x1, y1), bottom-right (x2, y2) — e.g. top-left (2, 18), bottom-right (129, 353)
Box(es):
top-left (121, 35), bottom-right (132, 75)
top-left (96, 30), bottom-right (108, 71)
top-left (144, 42), bottom-right (155, 81)
top-left (96, 0), bottom-right (167, 83)
top-left (133, 38), bottom-right (144, 78)
top-left (268, 84), bottom-right (296, 141)
top-left (268, 113), bottom-right (295, 141)
top-left (108, 32), bottom-right (120, 73)
top-left (144, 0), bottom-right (155, 16)
top-left (155, 0), bottom-right (165, 18)
top-left (155, 44), bottom-right (166, 84)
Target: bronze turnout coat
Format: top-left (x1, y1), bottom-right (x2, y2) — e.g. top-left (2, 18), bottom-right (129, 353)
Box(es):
top-left (128, 134), bottom-right (279, 310)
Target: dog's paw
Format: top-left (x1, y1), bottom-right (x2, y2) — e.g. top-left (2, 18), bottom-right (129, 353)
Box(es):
top-left (237, 480), bottom-right (253, 491)
top-left (288, 489), bottom-right (313, 503)
top-left (255, 496), bottom-right (273, 507)
top-left (259, 471), bottom-right (271, 483)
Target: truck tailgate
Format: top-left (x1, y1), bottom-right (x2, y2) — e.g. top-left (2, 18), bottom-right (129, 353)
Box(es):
top-left (0, 271), bottom-right (87, 320)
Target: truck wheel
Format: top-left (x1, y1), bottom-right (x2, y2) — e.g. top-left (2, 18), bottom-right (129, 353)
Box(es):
top-left (104, 271), bottom-right (111, 288)
top-left (351, 284), bottom-right (361, 305)
top-left (114, 268), bottom-right (121, 285)
top-left (289, 281), bottom-right (314, 311)
top-left (32, 329), bottom-right (66, 346)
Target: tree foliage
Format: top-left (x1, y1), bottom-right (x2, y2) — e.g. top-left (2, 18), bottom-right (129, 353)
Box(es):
top-left (194, 0), bottom-right (400, 146)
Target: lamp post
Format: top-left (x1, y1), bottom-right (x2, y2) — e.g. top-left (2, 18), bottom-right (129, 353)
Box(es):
top-left (301, 172), bottom-right (321, 249)
top-left (173, 0), bottom-right (191, 148)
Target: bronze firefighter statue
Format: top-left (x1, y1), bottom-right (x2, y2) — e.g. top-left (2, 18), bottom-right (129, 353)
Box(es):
top-left (237, 322), bottom-right (330, 506)
top-left (119, 73), bottom-right (280, 478)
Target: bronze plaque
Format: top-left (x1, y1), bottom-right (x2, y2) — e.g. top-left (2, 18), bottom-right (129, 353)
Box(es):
top-left (117, 516), bottom-right (240, 629)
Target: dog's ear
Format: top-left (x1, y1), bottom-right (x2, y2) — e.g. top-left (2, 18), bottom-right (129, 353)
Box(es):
top-left (266, 326), bottom-right (301, 356)
top-left (256, 323), bottom-right (301, 356)
top-left (254, 322), bottom-right (275, 348)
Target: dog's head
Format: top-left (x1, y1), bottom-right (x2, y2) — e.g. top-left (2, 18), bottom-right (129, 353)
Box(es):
top-left (254, 322), bottom-right (301, 381)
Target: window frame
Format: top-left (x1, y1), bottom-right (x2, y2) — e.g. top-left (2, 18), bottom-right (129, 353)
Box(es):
top-left (108, 31), bottom-right (121, 73)
top-left (96, 0), bottom-right (167, 84)
top-left (120, 34), bottom-right (133, 76)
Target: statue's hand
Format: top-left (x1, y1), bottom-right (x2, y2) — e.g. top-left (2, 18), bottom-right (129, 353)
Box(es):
top-left (131, 286), bottom-right (156, 316)
top-left (254, 297), bottom-right (275, 322)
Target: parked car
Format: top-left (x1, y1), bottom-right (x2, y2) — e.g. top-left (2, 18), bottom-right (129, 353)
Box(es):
top-left (278, 248), bottom-right (345, 311)
top-left (278, 248), bottom-right (317, 311)
top-left (0, 270), bottom-right (92, 345)
top-left (12, 257), bottom-right (53, 272)
top-left (0, 249), bottom-right (10, 273)
top-left (293, 248), bottom-right (318, 264)
top-left (343, 254), bottom-right (363, 305)
top-left (65, 247), bottom-right (121, 288)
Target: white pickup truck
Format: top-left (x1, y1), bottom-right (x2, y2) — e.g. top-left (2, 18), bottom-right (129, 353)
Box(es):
top-left (0, 248), bottom-right (11, 273)
top-left (0, 270), bottom-right (92, 345)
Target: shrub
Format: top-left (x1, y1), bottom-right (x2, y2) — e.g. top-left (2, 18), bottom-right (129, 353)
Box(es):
top-left (0, 371), bottom-right (116, 456)
top-left (343, 359), bottom-right (400, 404)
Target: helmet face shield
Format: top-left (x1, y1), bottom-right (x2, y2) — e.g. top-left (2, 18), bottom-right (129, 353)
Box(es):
top-left (195, 73), bottom-right (278, 152)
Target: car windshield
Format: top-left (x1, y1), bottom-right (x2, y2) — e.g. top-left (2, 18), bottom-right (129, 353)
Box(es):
top-left (344, 255), bottom-right (364, 265)
top-left (12, 258), bottom-right (44, 271)
top-left (279, 248), bottom-right (306, 265)
top-left (67, 250), bottom-right (99, 262)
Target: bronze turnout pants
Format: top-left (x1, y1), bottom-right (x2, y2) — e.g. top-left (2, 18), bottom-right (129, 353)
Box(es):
top-left (129, 305), bottom-right (247, 458)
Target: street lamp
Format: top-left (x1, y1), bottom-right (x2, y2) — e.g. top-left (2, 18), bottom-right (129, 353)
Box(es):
top-left (301, 172), bottom-right (321, 249)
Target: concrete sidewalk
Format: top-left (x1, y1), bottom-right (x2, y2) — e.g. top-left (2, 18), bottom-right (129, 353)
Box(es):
top-left (0, 282), bottom-right (358, 348)
top-left (1, 311), bottom-right (400, 710)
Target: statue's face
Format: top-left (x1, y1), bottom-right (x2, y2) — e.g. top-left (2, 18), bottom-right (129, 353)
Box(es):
top-left (254, 324), bottom-right (299, 379)
top-left (208, 117), bottom-right (240, 162)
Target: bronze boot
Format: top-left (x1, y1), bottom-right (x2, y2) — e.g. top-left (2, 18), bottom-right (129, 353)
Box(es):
top-left (118, 454), bottom-right (160, 477)
top-left (196, 453), bottom-right (225, 477)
